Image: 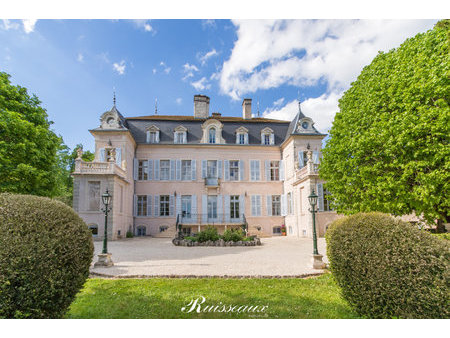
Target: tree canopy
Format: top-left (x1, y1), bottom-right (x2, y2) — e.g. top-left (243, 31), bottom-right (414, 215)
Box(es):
top-left (320, 21), bottom-right (449, 226)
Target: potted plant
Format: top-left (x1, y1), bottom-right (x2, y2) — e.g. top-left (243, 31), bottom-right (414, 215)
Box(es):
top-left (281, 225), bottom-right (287, 236)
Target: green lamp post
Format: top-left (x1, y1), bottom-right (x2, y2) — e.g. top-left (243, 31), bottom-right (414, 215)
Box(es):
top-left (94, 188), bottom-right (114, 267)
top-left (308, 188), bottom-right (325, 269)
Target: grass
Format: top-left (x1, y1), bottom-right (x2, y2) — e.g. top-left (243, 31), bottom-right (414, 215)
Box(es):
top-left (66, 273), bottom-right (359, 319)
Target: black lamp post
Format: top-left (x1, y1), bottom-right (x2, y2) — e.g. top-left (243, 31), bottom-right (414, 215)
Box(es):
top-left (308, 189), bottom-right (319, 255)
top-left (101, 189), bottom-right (112, 254)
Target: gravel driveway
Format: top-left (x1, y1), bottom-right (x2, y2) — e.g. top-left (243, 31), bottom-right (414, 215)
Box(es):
top-left (91, 237), bottom-right (328, 277)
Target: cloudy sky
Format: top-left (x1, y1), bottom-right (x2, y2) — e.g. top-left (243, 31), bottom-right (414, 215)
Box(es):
top-left (0, 19), bottom-right (437, 150)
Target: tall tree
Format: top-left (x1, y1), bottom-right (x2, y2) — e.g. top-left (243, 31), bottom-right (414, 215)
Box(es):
top-left (320, 21), bottom-right (449, 230)
top-left (0, 72), bottom-right (62, 197)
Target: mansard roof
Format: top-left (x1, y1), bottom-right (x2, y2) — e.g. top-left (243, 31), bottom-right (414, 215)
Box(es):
top-left (125, 115), bottom-right (291, 145)
top-left (284, 102), bottom-right (325, 141)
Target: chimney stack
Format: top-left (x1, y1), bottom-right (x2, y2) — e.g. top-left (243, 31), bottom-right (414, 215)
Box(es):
top-left (194, 95), bottom-right (210, 118)
top-left (242, 98), bottom-right (252, 119)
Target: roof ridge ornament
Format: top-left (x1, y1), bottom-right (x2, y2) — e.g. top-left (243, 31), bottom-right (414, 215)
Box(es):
top-left (155, 98), bottom-right (158, 115)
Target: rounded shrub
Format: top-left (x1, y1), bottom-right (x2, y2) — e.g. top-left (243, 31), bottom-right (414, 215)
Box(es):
top-left (197, 226), bottom-right (220, 242)
top-left (222, 228), bottom-right (245, 242)
top-left (0, 193), bottom-right (94, 318)
top-left (326, 212), bottom-right (449, 318)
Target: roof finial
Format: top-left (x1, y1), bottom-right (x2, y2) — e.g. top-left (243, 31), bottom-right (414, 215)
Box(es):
top-left (155, 98), bottom-right (158, 115)
top-left (257, 100), bottom-right (260, 117)
top-left (297, 90), bottom-right (302, 114)
top-left (113, 87), bottom-right (116, 107)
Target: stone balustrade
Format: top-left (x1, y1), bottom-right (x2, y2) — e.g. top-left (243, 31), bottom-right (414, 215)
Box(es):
top-left (73, 160), bottom-right (127, 179)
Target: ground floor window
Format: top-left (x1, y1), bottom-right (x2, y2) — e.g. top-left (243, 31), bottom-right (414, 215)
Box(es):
top-left (272, 195), bottom-right (281, 216)
top-left (230, 195), bottom-right (239, 219)
top-left (273, 226), bottom-right (282, 234)
top-left (182, 227), bottom-right (191, 236)
top-left (137, 225), bottom-right (146, 236)
top-left (137, 195), bottom-right (147, 216)
top-left (181, 195), bottom-right (192, 218)
top-left (207, 195), bottom-right (218, 219)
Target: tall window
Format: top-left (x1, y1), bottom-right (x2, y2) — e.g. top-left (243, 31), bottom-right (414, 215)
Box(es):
top-left (302, 151), bottom-right (308, 167)
top-left (270, 161), bottom-right (280, 181)
top-left (181, 195), bottom-right (192, 218)
top-left (287, 192), bottom-right (293, 215)
top-left (250, 160), bottom-right (260, 181)
top-left (230, 195), bottom-right (240, 219)
top-left (181, 160), bottom-right (192, 180)
top-left (88, 181), bottom-right (100, 211)
top-left (174, 132), bottom-right (185, 144)
top-left (239, 133), bottom-right (245, 144)
top-left (149, 131), bottom-right (158, 143)
top-left (138, 160), bottom-right (148, 180)
top-left (272, 195), bottom-right (281, 216)
top-left (251, 195), bottom-right (261, 216)
top-left (207, 195), bottom-right (218, 219)
top-left (160, 195), bottom-right (170, 216)
top-left (207, 160), bottom-right (218, 178)
top-left (209, 127), bottom-right (216, 144)
top-left (229, 160), bottom-right (239, 181)
top-left (137, 195), bottom-right (147, 216)
top-left (160, 160), bottom-right (170, 180)
top-left (264, 134), bottom-right (271, 145)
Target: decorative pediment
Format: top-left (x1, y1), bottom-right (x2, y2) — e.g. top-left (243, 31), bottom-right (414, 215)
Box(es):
top-left (174, 125), bottom-right (188, 132)
top-left (201, 119), bottom-right (225, 144)
top-left (235, 126), bottom-right (249, 134)
top-left (100, 109), bottom-right (122, 129)
top-left (146, 125), bottom-right (160, 132)
top-left (296, 117), bottom-right (315, 133)
top-left (261, 127), bottom-right (274, 134)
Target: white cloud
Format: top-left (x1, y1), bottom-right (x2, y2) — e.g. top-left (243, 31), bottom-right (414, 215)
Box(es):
top-left (1, 19), bottom-right (20, 31)
top-left (199, 48), bottom-right (218, 66)
top-left (182, 63), bottom-right (199, 80)
top-left (132, 20), bottom-right (156, 34)
top-left (219, 20), bottom-right (436, 100)
top-left (159, 61), bottom-right (171, 74)
top-left (22, 19), bottom-right (37, 34)
top-left (191, 77), bottom-right (211, 91)
top-left (273, 98), bottom-right (285, 107)
top-left (152, 68), bottom-right (157, 74)
top-left (263, 91), bottom-right (342, 133)
top-left (202, 20), bottom-right (216, 29)
top-left (113, 60), bottom-right (126, 75)
top-left (176, 98), bottom-right (183, 105)
top-left (77, 53), bottom-right (84, 62)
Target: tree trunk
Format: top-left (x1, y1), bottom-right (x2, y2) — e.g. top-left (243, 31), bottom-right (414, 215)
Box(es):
top-left (436, 219), bottom-right (446, 233)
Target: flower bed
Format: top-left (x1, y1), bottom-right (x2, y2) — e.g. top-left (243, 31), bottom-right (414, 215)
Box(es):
top-left (172, 237), bottom-right (261, 247)
top-left (172, 227), bottom-right (261, 247)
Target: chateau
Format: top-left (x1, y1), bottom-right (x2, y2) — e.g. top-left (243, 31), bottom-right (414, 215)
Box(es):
top-left (72, 95), bottom-right (339, 240)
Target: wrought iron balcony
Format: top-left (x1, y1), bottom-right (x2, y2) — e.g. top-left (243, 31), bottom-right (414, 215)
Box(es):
top-left (204, 177), bottom-right (220, 187)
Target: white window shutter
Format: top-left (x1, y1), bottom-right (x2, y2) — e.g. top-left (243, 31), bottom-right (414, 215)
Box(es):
top-left (133, 195), bottom-right (137, 217)
top-left (176, 195), bottom-right (181, 217)
top-left (251, 196), bottom-right (256, 216)
top-left (256, 195), bottom-right (261, 216)
top-left (183, 132), bottom-right (187, 144)
top-left (255, 160), bottom-right (260, 180)
top-left (217, 195), bottom-right (223, 223)
top-left (146, 131), bottom-right (150, 143)
top-left (147, 160), bottom-right (153, 180)
top-left (239, 160), bottom-right (245, 181)
top-left (298, 151), bottom-right (304, 168)
top-left (235, 133), bottom-right (239, 144)
top-left (169, 195), bottom-right (174, 216)
top-left (279, 160), bottom-right (285, 181)
top-left (270, 133), bottom-right (274, 145)
top-left (266, 195), bottom-right (272, 216)
top-left (156, 131), bottom-right (160, 143)
top-left (133, 158), bottom-right (138, 180)
top-left (170, 160), bottom-right (176, 180)
top-left (173, 132), bottom-right (177, 143)
top-left (217, 160), bottom-right (222, 179)
top-left (154, 160), bottom-right (160, 180)
top-left (115, 148), bottom-right (122, 166)
top-left (202, 195), bottom-right (207, 223)
top-left (317, 183), bottom-right (324, 211)
top-left (239, 195), bottom-right (245, 216)
top-left (176, 159), bottom-right (181, 180)
top-left (154, 195), bottom-right (160, 217)
top-left (100, 148), bottom-right (106, 162)
top-left (224, 160), bottom-right (229, 181)
top-left (191, 160), bottom-right (196, 180)
top-left (281, 194), bottom-right (287, 216)
top-left (224, 195), bottom-right (230, 223)
top-left (201, 160), bottom-right (207, 178)
top-left (265, 160), bottom-right (270, 181)
top-left (244, 133), bottom-right (248, 144)
top-left (260, 133), bottom-right (264, 144)
top-left (313, 151), bottom-right (320, 164)
top-left (147, 195), bottom-right (152, 217)
top-left (191, 195), bottom-right (197, 217)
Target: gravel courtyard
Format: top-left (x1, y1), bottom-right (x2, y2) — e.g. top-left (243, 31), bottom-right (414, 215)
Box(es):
top-left (91, 237), bottom-right (328, 277)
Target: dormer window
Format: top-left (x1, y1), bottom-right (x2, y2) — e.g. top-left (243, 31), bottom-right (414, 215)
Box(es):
top-left (146, 125), bottom-right (160, 143)
top-left (209, 127), bottom-right (216, 144)
top-left (173, 125), bottom-right (187, 144)
top-left (235, 126), bottom-right (249, 145)
top-left (261, 127), bottom-right (274, 145)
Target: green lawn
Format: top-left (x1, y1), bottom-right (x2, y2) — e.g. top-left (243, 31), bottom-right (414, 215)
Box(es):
top-left (66, 273), bottom-right (359, 319)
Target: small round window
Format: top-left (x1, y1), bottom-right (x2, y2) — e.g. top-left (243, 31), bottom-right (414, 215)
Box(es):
top-left (302, 121), bottom-right (308, 129)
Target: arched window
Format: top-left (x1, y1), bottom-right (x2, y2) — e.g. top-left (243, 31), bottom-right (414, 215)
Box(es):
top-left (209, 127), bottom-right (216, 144)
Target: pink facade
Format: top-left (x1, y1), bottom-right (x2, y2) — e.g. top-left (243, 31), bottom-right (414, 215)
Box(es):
top-left (72, 95), bottom-right (339, 240)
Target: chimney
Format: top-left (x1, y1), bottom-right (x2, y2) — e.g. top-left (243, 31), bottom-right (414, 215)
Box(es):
top-left (194, 95), bottom-right (210, 118)
top-left (242, 98), bottom-right (252, 119)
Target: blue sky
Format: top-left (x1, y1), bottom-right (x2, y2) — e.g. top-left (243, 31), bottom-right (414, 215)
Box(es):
top-left (0, 19), bottom-right (437, 151)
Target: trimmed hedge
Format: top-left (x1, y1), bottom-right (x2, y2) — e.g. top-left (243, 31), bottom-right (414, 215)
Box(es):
top-left (197, 226), bottom-right (220, 242)
top-left (326, 212), bottom-right (449, 319)
top-left (0, 193), bottom-right (94, 318)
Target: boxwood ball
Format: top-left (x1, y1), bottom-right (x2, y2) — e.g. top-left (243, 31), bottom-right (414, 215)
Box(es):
top-left (0, 193), bottom-right (94, 318)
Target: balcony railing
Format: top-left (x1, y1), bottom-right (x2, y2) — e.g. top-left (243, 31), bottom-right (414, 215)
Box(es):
top-left (73, 160), bottom-right (126, 179)
top-left (295, 162), bottom-right (319, 181)
top-left (204, 177), bottom-right (220, 187)
top-left (178, 213), bottom-right (245, 225)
